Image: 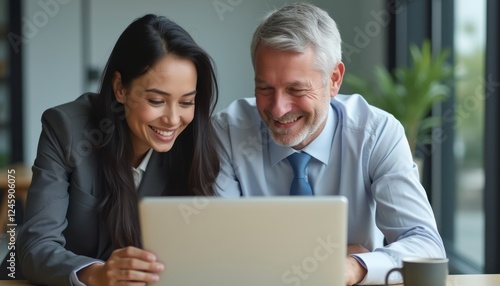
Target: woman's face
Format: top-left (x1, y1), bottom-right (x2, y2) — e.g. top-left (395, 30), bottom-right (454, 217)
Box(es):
top-left (114, 54), bottom-right (197, 165)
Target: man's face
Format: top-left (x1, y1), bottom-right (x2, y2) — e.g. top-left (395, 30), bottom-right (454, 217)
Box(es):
top-left (254, 45), bottom-right (344, 149)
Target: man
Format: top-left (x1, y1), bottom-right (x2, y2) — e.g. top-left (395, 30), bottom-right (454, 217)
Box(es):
top-left (213, 3), bottom-right (446, 285)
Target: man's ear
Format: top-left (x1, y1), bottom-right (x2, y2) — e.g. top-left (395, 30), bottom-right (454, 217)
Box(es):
top-left (329, 61), bottom-right (345, 98)
top-left (113, 71), bottom-right (126, 103)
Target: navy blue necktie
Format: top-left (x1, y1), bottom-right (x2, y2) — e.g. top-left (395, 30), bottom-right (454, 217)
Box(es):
top-left (287, 152), bottom-right (313, 196)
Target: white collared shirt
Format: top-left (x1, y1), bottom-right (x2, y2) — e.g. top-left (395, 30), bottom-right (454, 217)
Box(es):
top-left (132, 148), bottom-right (153, 190)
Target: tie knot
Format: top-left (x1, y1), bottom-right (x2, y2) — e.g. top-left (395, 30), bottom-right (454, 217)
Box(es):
top-left (287, 152), bottom-right (311, 178)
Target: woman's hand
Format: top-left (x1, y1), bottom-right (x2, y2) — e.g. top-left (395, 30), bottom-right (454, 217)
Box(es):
top-left (77, 246), bottom-right (165, 285)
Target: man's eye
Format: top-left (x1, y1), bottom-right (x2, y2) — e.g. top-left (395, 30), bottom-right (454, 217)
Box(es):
top-left (256, 87), bottom-right (273, 94)
top-left (288, 89), bottom-right (307, 96)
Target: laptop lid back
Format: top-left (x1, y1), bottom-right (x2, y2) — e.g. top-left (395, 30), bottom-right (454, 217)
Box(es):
top-left (139, 197), bottom-right (347, 286)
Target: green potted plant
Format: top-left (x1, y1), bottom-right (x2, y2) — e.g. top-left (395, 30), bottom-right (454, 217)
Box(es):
top-left (343, 40), bottom-right (453, 156)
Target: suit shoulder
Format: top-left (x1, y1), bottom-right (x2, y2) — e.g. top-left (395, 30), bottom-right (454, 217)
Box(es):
top-left (42, 93), bottom-right (97, 128)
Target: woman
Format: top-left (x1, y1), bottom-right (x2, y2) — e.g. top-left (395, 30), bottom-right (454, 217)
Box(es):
top-left (17, 14), bottom-right (220, 285)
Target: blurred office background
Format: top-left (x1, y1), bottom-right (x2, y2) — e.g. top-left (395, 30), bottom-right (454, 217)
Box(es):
top-left (0, 0), bottom-right (499, 275)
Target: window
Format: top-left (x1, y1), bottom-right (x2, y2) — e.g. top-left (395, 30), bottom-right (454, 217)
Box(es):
top-left (0, 0), bottom-right (23, 166)
top-left (0, 0), bottom-right (9, 167)
top-left (388, 0), bottom-right (493, 273)
top-left (451, 0), bottom-right (486, 270)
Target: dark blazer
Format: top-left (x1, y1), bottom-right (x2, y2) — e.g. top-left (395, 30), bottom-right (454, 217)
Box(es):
top-left (17, 93), bottom-right (179, 286)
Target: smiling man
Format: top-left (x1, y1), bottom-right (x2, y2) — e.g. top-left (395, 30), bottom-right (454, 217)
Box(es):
top-left (213, 3), bottom-right (446, 285)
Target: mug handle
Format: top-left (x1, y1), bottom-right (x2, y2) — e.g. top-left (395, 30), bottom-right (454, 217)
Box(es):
top-left (385, 267), bottom-right (403, 286)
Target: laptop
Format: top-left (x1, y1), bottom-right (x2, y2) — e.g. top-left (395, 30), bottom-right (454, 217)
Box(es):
top-left (139, 196), bottom-right (348, 286)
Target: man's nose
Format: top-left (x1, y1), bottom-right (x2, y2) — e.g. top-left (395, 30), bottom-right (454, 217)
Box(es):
top-left (269, 92), bottom-right (292, 118)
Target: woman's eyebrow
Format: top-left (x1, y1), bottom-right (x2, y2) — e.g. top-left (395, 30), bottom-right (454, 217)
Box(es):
top-left (145, 88), bottom-right (197, 97)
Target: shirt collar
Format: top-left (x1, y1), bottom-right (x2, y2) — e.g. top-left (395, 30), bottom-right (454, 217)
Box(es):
top-left (135, 148), bottom-right (153, 173)
top-left (269, 104), bottom-right (336, 166)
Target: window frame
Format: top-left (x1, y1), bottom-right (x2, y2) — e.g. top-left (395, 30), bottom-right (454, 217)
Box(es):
top-left (388, 0), bottom-right (499, 274)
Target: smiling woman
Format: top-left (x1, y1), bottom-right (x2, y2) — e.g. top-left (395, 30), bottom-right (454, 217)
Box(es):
top-left (15, 14), bottom-right (221, 286)
top-left (113, 54), bottom-right (198, 165)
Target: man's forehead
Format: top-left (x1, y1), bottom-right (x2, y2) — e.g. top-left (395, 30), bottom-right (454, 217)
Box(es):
top-left (255, 78), bottom-right (315, 87)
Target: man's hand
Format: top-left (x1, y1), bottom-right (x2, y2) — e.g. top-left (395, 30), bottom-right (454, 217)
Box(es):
top-left (345, 244), bottom-right (369, 285)
top-left (347, 244), bottom-right (369, 255)
top-left (77, 246), bottom-right (165, 286)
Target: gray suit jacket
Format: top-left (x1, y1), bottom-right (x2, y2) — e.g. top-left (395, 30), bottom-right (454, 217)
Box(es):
top-left (17, 93), bottom-right (181, 286)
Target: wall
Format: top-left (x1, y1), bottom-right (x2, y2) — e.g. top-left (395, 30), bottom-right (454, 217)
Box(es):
top-left (22, 0), bottom-right (386, 164)
top-left (23, 0), bottom-right (83, 164)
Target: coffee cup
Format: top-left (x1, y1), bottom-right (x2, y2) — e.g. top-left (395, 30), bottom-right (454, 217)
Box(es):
top-left (385, 257), bottom-right (449, 286)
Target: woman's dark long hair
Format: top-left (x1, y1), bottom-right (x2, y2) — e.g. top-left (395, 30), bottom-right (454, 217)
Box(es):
top-left (93, 14), bottom-right (220, 249)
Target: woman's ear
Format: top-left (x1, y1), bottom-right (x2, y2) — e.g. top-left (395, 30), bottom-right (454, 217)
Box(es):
top-left (113, 71), bottom-right (126, 103)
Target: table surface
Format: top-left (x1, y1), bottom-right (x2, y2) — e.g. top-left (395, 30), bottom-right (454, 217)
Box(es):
top-left (0, 163), bottom-right (32, 188)
top-left (0, 163), bottom-right (32, 236)
top-left (1, 274), bottom-right (499, 285)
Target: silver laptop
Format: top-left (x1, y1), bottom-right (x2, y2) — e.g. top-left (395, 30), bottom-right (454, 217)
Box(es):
top-left (139, 196), bottom-right (348, 286)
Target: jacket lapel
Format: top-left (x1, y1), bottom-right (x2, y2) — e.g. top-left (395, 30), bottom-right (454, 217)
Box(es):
top-left (138, 151), bottom-right (169, 197)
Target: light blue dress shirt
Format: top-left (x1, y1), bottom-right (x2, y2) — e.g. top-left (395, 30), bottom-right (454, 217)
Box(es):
top-left (213, 95), bottom-right (446, 285)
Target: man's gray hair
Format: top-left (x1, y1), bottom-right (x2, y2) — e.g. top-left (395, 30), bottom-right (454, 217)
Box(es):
top-left (250, 3), bottom-right (342, 78)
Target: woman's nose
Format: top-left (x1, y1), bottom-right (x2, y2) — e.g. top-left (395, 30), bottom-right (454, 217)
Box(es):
top-left (161, 105), bottom-right (180, 126)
